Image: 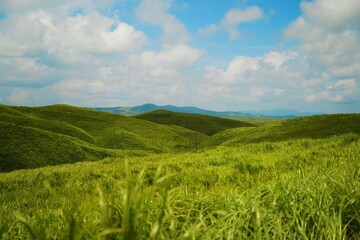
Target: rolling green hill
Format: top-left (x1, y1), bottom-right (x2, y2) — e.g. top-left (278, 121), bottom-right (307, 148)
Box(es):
top-left (203, 114), bottom-right (360, 147)
top-left (135, 110), bottom-right (255, 135)
top-left (1, 104), bottom-right (360, 238)
top-left (0, 121), bottom-right (116, 172)
top-left (2, 103), bottom-right (359, 173)
top-left (0, 104), bottom-right (208, 172)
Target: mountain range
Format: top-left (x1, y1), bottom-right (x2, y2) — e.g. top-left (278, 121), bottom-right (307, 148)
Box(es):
top-left (93, 103), bottom-right (322, 118)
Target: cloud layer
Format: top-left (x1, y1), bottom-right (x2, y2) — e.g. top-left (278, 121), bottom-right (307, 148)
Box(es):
top-left (284, 0), bottom-right (360, 104)
top-left (0, 0), bottom-right (359, 113)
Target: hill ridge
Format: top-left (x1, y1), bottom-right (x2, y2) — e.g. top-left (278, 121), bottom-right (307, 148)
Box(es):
top-left (135, 109), bottom-right (255, 136)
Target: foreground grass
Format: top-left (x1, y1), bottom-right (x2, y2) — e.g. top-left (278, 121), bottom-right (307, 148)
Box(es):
top-left (1, 133), bottom-right (359, 239)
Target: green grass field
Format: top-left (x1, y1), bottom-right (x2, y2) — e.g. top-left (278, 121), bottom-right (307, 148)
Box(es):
top-left (1, 104), bottom-right (360, 239)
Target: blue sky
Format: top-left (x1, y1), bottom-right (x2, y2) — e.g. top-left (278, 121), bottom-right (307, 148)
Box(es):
top-left (0, 0), bottom-right (359, 113)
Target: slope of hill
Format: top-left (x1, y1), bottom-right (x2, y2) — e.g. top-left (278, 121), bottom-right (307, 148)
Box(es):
top-left (0, 104), bottom-right (208, 172)
top-left (0, 121), bottom-right (117, 172)
top-left (135, 110), bottom-right (255, 136)
top-left (0, 105), bottom-right (95, 143)
top-left (203, 114), bottom-right (360, 147)
top-left (227, 117), bottom-right (282, 126)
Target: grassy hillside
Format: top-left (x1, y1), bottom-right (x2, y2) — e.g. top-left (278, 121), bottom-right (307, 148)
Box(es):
top-left (35, 105), bottom-right (208, 149)
top-left (227, 117), bottom-right (283, 126)
top-left (135, 110), bottom-right (255, 136)
top-left (0, 105), bottom-right (95, 143)
top-left (204, 114), bottom-right (360, 147)
top-left (0, 121), bottom-right (118, 172)
top-left (1, 133), bottom-right (359, 239)
top-left (0, 104), bottom-right (208, 172)
top-left (1, 106), bottom-right (359, 238)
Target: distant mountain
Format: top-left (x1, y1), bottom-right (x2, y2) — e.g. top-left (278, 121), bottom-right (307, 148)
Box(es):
top-left (242, 109), bottom-right (323, 117)
top-left (93, 104), bottom-right (322, 118)
top-left (93, 104), bottom-right (261, 117)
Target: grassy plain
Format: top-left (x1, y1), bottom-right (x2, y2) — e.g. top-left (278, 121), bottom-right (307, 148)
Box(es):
top-left (1, 134), bottom-right (359, 239)
top-left (1, 105), bottom-right (359, 239)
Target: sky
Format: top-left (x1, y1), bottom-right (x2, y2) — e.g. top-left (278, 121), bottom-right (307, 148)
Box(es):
top-left (0, 0), bottom-right (359, 113)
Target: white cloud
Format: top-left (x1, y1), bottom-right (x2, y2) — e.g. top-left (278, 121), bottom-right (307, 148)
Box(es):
top-left (46, 44), bottom-right (202, 106)
top-left (305, 79), bottom-right (358, 103)
top-left (221, 6), bottom-right (263, 27)
top-left (0, 0), bottom-right (56, 12)
top-left (0, 57), bottom-right (57, 87)
top-left (330, 63), bottom-right (360, 77)
top-left (197, 24), bottom-right (218, 37)
top-left (9, 89), bottom-right (30, 104)
top-left (46, 11), bottom-right (147, 55)
top-left (125, 44), bottom-right (202, 83)
top-left (274, 88), bottom-right (285, 96)
top-left (0, 10), bottom-right (146, 57)
top-left (199, 51), bottom-right (309, 105)
top-left (249, 87), bottom-right (268, 98)
top-left (136, 0), bottom-right (190, 46)
top-left (0, 0), bottom-right (115, 14)
top-left (285, 0), bottom-right (360, 66)
top-left (0, 7), bottom-right (148, 93)
top-left (129, 45), bottom-right (202, 70)
top-left (300, 0), bottom-right (360, 30)
top-left (300, 74), bottom-right (329, 89)
top-left (263, 51), bottom-right (300, 69)
top-left (1, 0), bottom-right (358, 113)
top-left (200, 49), bottom-right (359, 106)
top-left (0, 11), bottom-right (50, 57)
top-left (207, 50), bottom-right (305, 85)
top-left (283, 0), bottom-right (360, 106)
top-left (0, 35), bottom-right (30, 57)
top-left (55, 79), bottom-right (107, 95)
top-left (198, 6), bottom-right (263, 40)
top-left (222, 56), bottom-right (260, 83)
